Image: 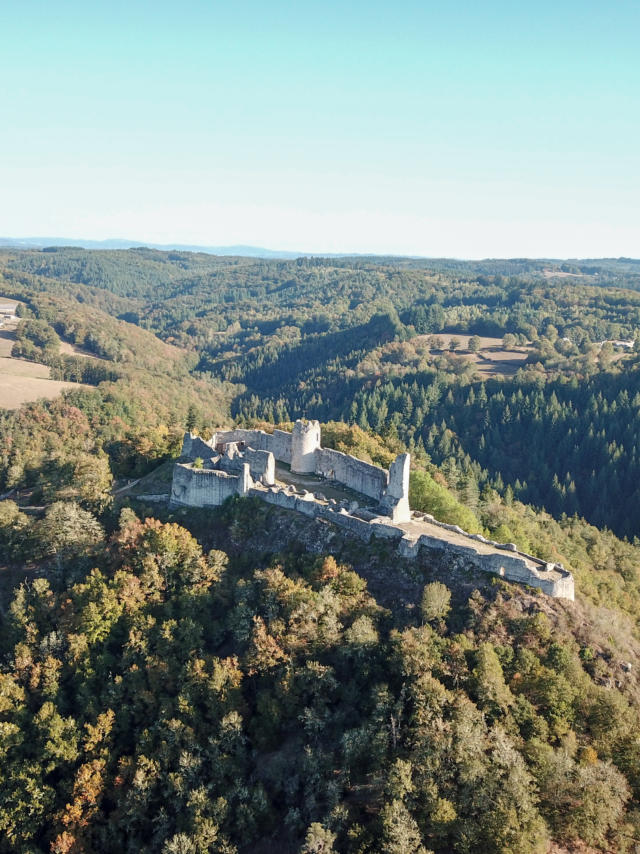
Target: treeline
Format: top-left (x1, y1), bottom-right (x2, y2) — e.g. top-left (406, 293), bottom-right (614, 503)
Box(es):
top-left (2, 493), bottom-right (640, 852)
top-left (339, 367), bottom-right (640, 539)
top-left (235, 359), bottom-right (640, 539)
top-left (200, 311), bottom-right (406, 387)
top-left (4, 247), bottom-right (640, 536)
top-left (6, 249), bottom-right (640, 354)
top-left (12, 318), bottom-right (120, 385)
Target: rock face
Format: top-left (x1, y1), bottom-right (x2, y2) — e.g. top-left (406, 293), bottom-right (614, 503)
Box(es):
top-left (170, 422), bottom-right (576, 601)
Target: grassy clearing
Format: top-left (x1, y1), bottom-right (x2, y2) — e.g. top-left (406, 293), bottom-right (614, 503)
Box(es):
top-left (0, 357), bottom-right (49, 378)
top-left (0, 296), bottom-right (89, 409)
top-left (0, 329), bottom-right (17, 357)
top-left (0, 369), bottom-right (81, 409)
top-left (0, 326), bottom-right (83, 410)
top-left (416, 333), bottom-right (507, 349)
top-left (418, 332), bottom-right (533, 378)
top-left (470, 350), bottom-right (530, 377)
top-left (115, 459), bottom-right (176, 497)
top-left (58, 340), bottom-right (106, 359)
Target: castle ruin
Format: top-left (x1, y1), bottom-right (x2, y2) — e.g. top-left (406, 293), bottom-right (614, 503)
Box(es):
top-left (171, 421), bottom-right (574, 601)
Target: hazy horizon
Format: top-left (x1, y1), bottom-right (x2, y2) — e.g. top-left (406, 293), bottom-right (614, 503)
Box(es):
top-left (3, 234), bottom-right (639, 263)
top-left (3, 1), bottom-right (638, 257)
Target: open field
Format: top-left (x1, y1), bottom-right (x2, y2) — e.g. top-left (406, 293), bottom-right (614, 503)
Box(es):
top-left (0, 357), bottom-right (49, 379)
top-left (0, 374), bottom-right (81, 409)
top-left (59, 340), bottom-right (105, 359)
top-left (468, 350), bottom-right (529, 377)
top-left (419, 333), bottom-right (533, 378)
top-left (418, 333), bottom-right (506, 349)
top-left (0, 360), bottom-right (82, 409)
top-left (542, 269), bottom-right (582, 279)
top-left (0, 296), bottom-right (89, 408)
top-left (0, 329), bottom-right (17, 357)
top-left (0, 331), bottom-right (85, 410)
top-left (0, 297), bottom-right (22, 312)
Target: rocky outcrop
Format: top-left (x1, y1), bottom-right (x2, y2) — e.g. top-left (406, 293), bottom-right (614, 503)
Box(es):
top-left (171, 424), bottom-right (575, 601)
top-left (249, 483), bottom-right (574, 600)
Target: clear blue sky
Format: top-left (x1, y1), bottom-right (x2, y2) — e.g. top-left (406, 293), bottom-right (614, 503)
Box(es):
top-left (2, 0), bottom-right (638, 257)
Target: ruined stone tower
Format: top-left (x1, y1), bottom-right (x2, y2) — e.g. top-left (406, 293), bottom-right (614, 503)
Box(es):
top-left (380, 453), bottom-right (411, 522)
top-left (291, 419), bottom-right (321, 474)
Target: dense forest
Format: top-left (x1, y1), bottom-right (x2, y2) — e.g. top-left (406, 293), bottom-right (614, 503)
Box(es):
top-left (3, 247), bottom-right (640, 536)
top-left (3, 247), bottom-right (640, 851)
top-left (3, 424), bottom-right (640, 852)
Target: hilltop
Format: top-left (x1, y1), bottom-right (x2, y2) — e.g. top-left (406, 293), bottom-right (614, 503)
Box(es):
top-left (2, 249), bottom-right (640, 851)
top-left (3, 245), bottom-right (640, 535)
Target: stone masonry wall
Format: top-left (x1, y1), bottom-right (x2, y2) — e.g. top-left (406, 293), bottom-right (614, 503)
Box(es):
top-left (396, 531), bottom-right (573, 598)
top-left (177, 425), bottom-right (574, 600)
top-left (217, 447), bottom-right (275, 485)
top-left (315, 448), bottom-right (388, 502)
top-left (291, 419), bottom-right (321, 473)
top-left (248, 486), bottom-right (320, 518)
top-left (248, 483), bottom-right (574, 600)
top-left (211, 425), bottom-right (393, 506)
top-left (171, 463), bottom-right (246, 507)
top-left (214, 429), bottom-right (293, 464)
top-left (181, 433), bottom-right (216, 460)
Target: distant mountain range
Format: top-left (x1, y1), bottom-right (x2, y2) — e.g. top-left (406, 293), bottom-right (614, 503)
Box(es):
top-left (0, 237), bottom-right (638, 266)
top-left (0, 237), bottom-right (303, 259)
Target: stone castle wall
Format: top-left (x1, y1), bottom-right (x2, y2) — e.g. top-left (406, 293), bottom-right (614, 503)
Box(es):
top-left (174, 426), bottom-right (574, 600)
top-left (395, 528), bottom-right (574, 599)
top-left (315, 447), bottom-right (388, 501)
top-left (181, 434), bottom-right (217, 460)
top-left (379, 453), bottom-right (411, 521)
top-left (247, 483), bottom-right (574, 600)
top-left (213, 428), bottom-right (293, 464)
top-left (291, 420), bottom-right (321, 473)
top-left (209, 425), bottom-right (393, 505)
top-left (217, 446), bottom-right (275, 485)
top-left (171, 462), bottom-right (250, 507)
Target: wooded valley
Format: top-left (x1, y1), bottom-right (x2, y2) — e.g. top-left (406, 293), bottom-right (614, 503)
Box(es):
top-left (2, 248), bottom-right (640, 852)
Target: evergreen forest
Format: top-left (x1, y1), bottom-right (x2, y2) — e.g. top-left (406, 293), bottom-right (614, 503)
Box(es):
top-left (2, 247), bottom-right (640, 852)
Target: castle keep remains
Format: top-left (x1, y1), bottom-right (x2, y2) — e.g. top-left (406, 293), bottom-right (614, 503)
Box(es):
top-left (174, 420), bottom-right (411, 522)
top-left (171, 421), bottom-right (574, 601)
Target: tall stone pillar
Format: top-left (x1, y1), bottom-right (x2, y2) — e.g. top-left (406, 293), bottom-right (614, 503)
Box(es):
top-left (291, 419), bottom-right (321, 474)
top-left (238, 463), bottom-right (251, 496)
top-left (380, 453), bottom-right (411, 522)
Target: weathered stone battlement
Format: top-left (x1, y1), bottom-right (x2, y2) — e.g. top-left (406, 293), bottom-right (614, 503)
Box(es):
top-left (205, 420), bottom-right (409, 521)
top-left (170, 421), bottom-right (575, 600)
top-left (247, 483), bottom-right (574, 599)
top-left (315, 447), bottom-right (388, 503)
top-left (216, 443), bottom-right (275, 486)
top-left (171, 460), bottom-right (251, 507)
top-left (212, 427), bottom-right (293, 464)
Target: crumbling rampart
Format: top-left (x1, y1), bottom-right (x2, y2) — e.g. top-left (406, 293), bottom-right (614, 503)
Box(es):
top-left (315, 447), bottom-right (388, 502)
top-left (181, 433), bottom-right (217, 460)
top-left (171, 461), bottom-right (250, 507)
top-left (213, 428), bottom-right (293, 464)
top-left (250, 483), bottom-right (574, 600)
top-left (216, 444), bottom-right (275, 485)
top-left (207, 421), bottom-right (409, 520)
top-left (171, 422), bottom-right (575, 600)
